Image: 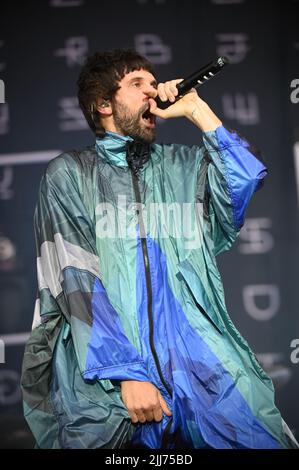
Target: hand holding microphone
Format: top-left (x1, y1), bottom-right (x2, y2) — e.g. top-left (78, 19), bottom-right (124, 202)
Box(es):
top-left (149, 56), bottom-right (229, 131)
top-left (155, 56), bottom-right (229, 109)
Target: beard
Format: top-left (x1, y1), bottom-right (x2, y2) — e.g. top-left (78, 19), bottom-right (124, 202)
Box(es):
top-left (112, 100), bottom-right (156, 144)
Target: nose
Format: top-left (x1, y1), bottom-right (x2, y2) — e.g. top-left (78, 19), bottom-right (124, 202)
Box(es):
top-left (143, 83), bottom-right (158, 99)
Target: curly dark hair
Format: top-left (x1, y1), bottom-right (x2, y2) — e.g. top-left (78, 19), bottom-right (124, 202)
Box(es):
top-left (77, 48), bottom-right (155, 137)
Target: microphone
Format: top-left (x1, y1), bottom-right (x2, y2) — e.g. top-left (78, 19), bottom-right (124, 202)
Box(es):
top-left (155, 56), bottom-right (229, 110)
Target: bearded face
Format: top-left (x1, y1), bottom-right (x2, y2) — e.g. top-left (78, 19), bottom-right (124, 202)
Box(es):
top-left (111, 99), bottom-right (156, 144)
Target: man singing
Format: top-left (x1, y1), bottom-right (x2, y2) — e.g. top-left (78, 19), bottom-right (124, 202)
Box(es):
top-left (21, 48), bottom-right (297, 449)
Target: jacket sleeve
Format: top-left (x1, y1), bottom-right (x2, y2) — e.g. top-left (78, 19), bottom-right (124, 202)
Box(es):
top-left (200, 125), bottom-right (267, 256)
top-left (34, 153), bottom-right (149, 383)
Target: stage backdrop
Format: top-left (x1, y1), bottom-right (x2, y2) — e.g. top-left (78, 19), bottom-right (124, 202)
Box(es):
top-left (0, 0), bottom-right (298, 448)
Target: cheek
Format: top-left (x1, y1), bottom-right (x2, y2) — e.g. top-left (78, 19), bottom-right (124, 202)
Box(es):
top-left (115, 92), bottom-right (143, 115)
top-left (127, 90), bottom-right (144, 104)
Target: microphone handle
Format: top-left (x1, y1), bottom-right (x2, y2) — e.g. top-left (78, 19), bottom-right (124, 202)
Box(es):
top-left (155, 56), bottom-right (229, 110)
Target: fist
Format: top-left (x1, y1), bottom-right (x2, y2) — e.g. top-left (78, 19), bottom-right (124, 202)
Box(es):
top-left (121, 380), bottom-right (172, 424)
top-left (149, 78), bottom-right (199, 119)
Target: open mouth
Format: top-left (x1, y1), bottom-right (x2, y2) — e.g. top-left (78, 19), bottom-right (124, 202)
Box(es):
top-left (141, 108), bottom-right (156, 128)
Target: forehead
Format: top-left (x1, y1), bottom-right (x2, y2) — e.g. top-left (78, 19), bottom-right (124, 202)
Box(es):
top-left (120, 69), bottom-right (157, 84)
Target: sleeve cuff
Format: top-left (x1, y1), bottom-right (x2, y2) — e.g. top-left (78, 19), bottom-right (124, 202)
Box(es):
top-left (203, 125), bottom-right (250, 152)
top-left (83, 361), bottom-right (149, 382)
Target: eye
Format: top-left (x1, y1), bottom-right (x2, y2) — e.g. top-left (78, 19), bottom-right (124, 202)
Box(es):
top-left (132, 81), bottom-right (141, 87)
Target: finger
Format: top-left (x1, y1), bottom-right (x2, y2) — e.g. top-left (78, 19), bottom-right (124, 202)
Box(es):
top-left (169, 80), bottom-right (180, 97)
top-left (129, 411), bottom-right (139, 424)
top-left (149, 97), bottom-right (177, 120)
top-left (157, 82), bottom-right (167, 102)
top-left (168, 79), bottom-right (184, 101)
top-left (144, 409), bottom-right (154, 422)
top-left (148, 98), bottom-right (168, 118)
top-left (158, 394), bottom-right (172, 416)
top-left (136, 410), bottom-right (147, 423)
top-left (164, 81), bottom-right (176, 102)
top-left (153, 406), bottom-right (163, 422)
top-left (149, 104), bottom-right (169, 119)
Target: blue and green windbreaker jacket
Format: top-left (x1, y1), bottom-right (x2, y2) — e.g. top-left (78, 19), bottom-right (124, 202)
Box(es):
top-left (21, 125), bottom-right (298, 449)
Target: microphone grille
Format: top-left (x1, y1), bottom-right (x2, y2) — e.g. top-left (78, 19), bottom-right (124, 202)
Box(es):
top-left (218, 56), bottom-right (229, 67)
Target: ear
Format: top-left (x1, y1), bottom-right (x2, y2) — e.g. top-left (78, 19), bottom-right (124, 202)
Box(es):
top-left (96, 99), bottom-right (112, 116)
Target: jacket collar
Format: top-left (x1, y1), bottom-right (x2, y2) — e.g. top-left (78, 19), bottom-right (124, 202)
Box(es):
top-left (95, 131), bottom-right (133, 167)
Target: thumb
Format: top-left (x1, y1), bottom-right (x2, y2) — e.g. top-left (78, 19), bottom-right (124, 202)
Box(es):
top-left (158, 393), bottom-right (172, 416)
top-left (149, 98), bottom-right (167, 119)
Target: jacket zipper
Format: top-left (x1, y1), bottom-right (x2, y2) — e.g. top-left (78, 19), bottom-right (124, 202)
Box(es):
top-left (131, 170), bottom-right (173, 447)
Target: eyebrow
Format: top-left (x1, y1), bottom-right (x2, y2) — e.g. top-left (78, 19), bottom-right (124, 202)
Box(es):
top-left (127, 76), bottom-right (158, 88)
